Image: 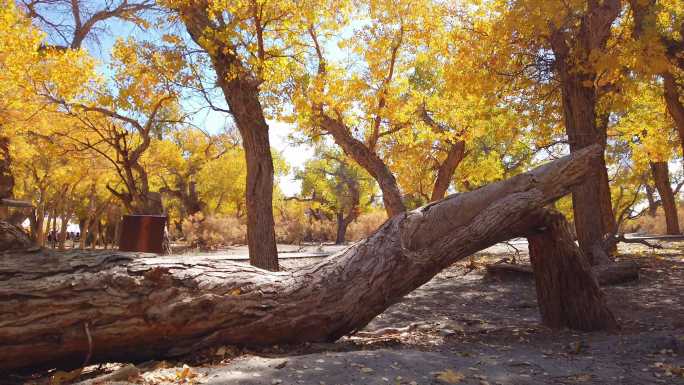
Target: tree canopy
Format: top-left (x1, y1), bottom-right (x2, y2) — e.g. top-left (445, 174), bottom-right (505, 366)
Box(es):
top-left (1, 0), bottom-right (683, 260)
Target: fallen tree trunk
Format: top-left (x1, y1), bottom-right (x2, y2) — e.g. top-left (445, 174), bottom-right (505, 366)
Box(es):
top-left (485, 262), bottom-right (535, 278)
top-left (0, 145), bottom-right (611, 372)
top-left (485, 261), bottom-right (639, 286)
top-left (593, 261), bottom-right (640, 286)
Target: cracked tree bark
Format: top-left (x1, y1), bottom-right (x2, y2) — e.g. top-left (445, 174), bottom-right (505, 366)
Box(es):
top-left (0, 145), bottom-right (615, 372)
top-left (527, 210), bottom-right (618, 331)
top-left (178, 3), bottom-right (279, 271)
top-left (549, 0), bottom-right (621, 263)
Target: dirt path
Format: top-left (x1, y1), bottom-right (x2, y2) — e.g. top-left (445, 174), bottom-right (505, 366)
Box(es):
top-left (11, 244), bottom-right (684, 385)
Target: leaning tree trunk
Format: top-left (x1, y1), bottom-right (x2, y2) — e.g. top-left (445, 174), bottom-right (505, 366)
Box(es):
top-left (430, 140), bottom-right (466, 202)
top-left (0, 146), bottom-right (613, 372)
top-left (320, 115), bottom-right (407, 217)
top-left (650, 161), bottom-right (680, 234)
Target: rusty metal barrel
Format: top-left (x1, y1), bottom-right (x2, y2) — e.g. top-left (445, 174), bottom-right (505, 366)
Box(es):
top-left (118, 215), bottom-right (166, 254)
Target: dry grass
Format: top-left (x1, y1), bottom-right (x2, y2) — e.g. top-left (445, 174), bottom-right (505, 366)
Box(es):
top-left (181, 213), bottom-right (247, 250)
top-left (180, 209), bottom-right (389, 248)
top-left (623, 205), bottom-right (684, 234)
top-left (347, 211), bottom-right (388, 241)
top-left (274, 211), bottom-right (388, 244)
top-left (275, 217), bottom-right (337, 244)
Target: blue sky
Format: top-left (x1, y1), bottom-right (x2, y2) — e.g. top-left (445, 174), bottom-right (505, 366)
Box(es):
top-left (49, 12), bottom-right (314, 196)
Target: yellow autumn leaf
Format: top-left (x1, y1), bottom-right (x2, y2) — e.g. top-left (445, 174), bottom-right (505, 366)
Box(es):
top-left (176, 364), bottom-right (197, 380)
top-left (50, 368), bottom-right (83, 385)
top-left (436, 369), bottom-right (465, 384)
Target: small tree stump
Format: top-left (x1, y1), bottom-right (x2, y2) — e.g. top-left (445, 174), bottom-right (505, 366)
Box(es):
top-left (527, 210), bottom-right (618, 331)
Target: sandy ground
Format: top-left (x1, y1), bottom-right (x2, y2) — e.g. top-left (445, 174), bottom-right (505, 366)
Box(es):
top-left (10, 242), bottom-right (684, 385)
top-left (169, 239), bottom-right (530, 261)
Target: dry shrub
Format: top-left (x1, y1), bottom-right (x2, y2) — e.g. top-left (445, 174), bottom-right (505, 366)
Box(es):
top-left (347, 210), bottom-right (388, 241)
top-left (623, 205), bottom-right (684, 235)
top-left (276, 213), bottom-right (386, 244)
top-left (182, 212), bottom-right (246, 250)
top-left (275, 216), bottom-right (336, 244)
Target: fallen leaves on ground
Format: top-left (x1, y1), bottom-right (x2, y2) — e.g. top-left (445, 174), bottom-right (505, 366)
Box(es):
top-left (226, 288), bottom-right (241, 296)
top-left (49, 368), bottom-right (83, 385)
top-left (435, 369), bottom-right (465, 384)
top-left (653, 362), bottom-right (684, 378)
top-left (567, 373), bottom-right (592, 382)
top-left (175, 365), bottom-right (197, 382)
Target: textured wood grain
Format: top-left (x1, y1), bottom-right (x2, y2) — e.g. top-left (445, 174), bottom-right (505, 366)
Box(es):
top-left (528, 210), bottom-right (618, 331)
top-left (0, 145), bottom-right (606, 371)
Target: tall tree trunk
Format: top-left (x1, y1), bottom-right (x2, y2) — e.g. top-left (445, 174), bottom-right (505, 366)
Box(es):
top-left (58, 212), bottom-right (70, 251)
top-left (180, 8), bottom-right (279, 271)
top-left (650, 161), bottom-right (680, 234)
top-left (79, 218), bottom-right (89, 250)
top-left (663, 72), bottom-right (684, 161)
top-left (114, 220), bottom-right (122, 250)
top-left (0, 136), bottom-right (13, 201)
top-left (41, 210), bottom-right (52, 248)
top-left (90, 219), bottom-right (100, 251)
top-left (36, 206), bottom-right (46, 247)
top-left (28, 210), bottom-right (37, 243)
top-left (630, 1), bottom-right (684, 163)
top-left (0, 145), bottom-right (612, 372)
top-left (335, 211), bottom-right (348, 245)
top-left (430, 140), bottom-right (465, 202)
top-left (51, 212), bottom-right (57, 249)
top-left (335, 166), bottom-right (361, 245)
top-left (334, 207), bottom-right (359, 245)
top-left (221, 80), bottom-right (278, 271)
top-left (558, 75), bottom-right (615, 263)
top-left (102, 223), bottom-right (109, 250)
top-left (549, 1), bottom-right (621, 263)
top-left (645, 184), bottom-right (658, 217)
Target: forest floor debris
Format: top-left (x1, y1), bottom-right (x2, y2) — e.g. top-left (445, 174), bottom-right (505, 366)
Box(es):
top-left (10, 242), bottom-right (684, 385)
